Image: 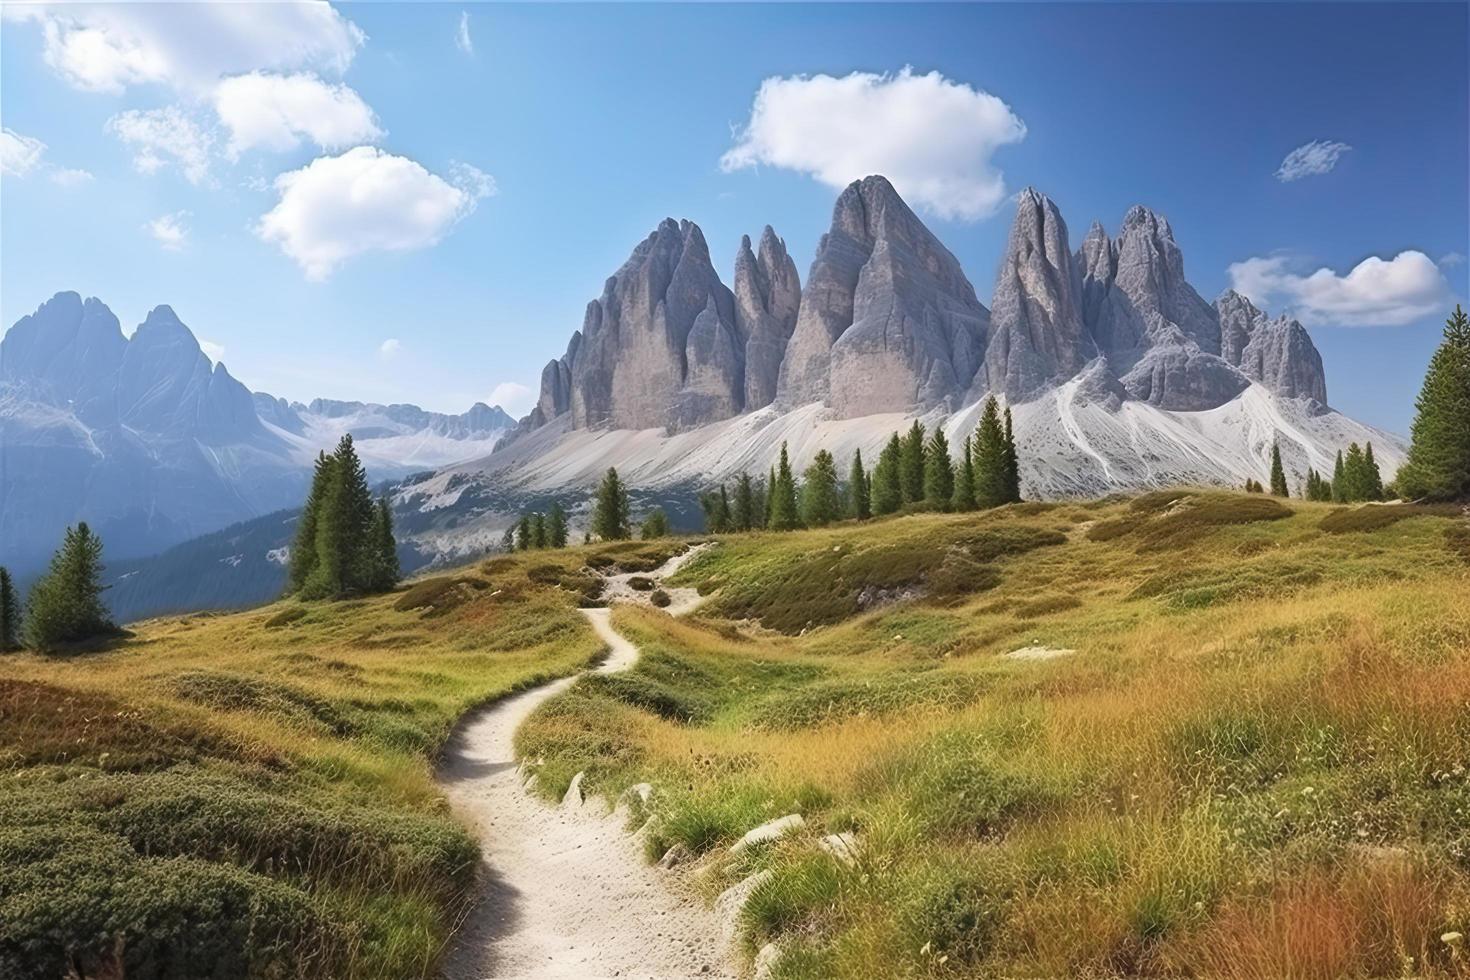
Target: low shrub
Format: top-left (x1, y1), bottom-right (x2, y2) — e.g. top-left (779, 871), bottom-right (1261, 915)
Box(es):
top-left (173, 671), bottom-right (356, 737)
top-left (263, 605), bottom-right (307, 628)
top-left (650, 589), bottom-right (671, 608)
top-left (627, 576), bottom-right (655, 592)
top-left (392, 576), bottom-right (487, 616)
top-left (1319, 503), bottom-right (1462, 534)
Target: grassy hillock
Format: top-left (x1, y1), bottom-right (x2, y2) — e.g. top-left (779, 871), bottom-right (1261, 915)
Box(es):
top-left (516, 493), bottom-right (1470, 978)
top-left (0, 542), bottom-right (679, 979)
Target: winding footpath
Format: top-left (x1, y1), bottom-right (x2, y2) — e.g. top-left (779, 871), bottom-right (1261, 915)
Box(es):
top-left (437, 546), bottom-right (733, 980)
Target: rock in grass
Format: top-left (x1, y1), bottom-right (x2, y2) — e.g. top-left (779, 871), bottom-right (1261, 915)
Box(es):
top-left (818, 831), bottom-right (861, 865)
top-left (657, 843), bottom-right (690, 870)
top-left (561, 771), bottom-right (585, 808)
top-left (715, 869), bottom-right (774, 946)
top-left (753, 942), bottom-right (783, 980)
top-left (729, 813), bottom-right (805, 855)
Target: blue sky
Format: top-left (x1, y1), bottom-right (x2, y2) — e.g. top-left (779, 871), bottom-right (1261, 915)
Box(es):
top-left (2, 2), bottom-right (1465, 432)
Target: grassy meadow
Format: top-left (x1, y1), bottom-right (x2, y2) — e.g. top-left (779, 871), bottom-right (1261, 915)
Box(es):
top-left (515, 492), bottom-right (1470, 979)
top-left (0, 542), bottom-right (682, 979)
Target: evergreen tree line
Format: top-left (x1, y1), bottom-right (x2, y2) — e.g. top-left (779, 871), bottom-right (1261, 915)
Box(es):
top-left (1248, 438), bottom-right (1386, 503)
top-left (510, 502), bottom-right (569, 550)
top-left (287, 435), bottom-right (400, 600)
top-left (1, 523), bottom-right (117, 653)
top-left (699, 395), bottom-right (1023, 534)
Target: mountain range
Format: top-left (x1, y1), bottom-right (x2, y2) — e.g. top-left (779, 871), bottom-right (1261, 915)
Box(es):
top-left (0, 292), bottom-right (512, 579)
top-left (394, 177), bottom-right (1400, 566)
top-left (1, 176), bottom-right (1403, 615)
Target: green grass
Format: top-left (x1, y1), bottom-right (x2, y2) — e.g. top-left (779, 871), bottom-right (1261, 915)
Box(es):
top-left (515, 493), bottom-right (1470, 978)
top-left (0, 547), bottom-right (614, 979)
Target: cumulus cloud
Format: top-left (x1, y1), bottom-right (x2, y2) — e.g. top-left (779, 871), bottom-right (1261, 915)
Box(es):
top-left (488, 381), bottom-right (533, 414)
top-left (145, 211), bottom-right (190, 251)
top-left (720, 67), bottom-right (1026, 221)
top-left (0, 128), bottom-right (46, 177)
top-left (256, 147), bottom-right (490, 280)
top-left (213, 72), bottom-right (382, 158)
top-left (107, 106), bottom-right (214, 184)
top-left (379, 338), bottom-right (401, 359)
top-left (456, 12), bottom-right (474, 55)
top-left (1228, 251), bottom-right (1453, 327)
top-left (1275, 140), bottom-right (1351, 182)
top-left (2, 2), bottom-right (363, 95)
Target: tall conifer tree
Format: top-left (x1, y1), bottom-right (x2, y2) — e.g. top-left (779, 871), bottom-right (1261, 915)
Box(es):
top-left (952, 434), bottom-right (977, 511)
top-left (0, 567), bottom-right (19, 652)
top-left (1332, 450), bottom-right (1346, 503)
top-left (899, 421), bottom-right (926, 504)
top-left (1399, 305), bottom-right (1470, 501)
top-left (287, 451), bottom-right (334, 594)
top-left (973, 397), bottom-right (1009, 508)
top-left (1003, 407), bottom-right (1021, 503)
top-left (769, 443), bottom-right (801, 531)
top-left (24, 523), bottom-right (112, 651)
top-left (800, 449), bottom-right (842, 527)
top-left (734, 472), bottom-right (756, 531)
top-left (764, 466), bottom-right (777, 528)
top-left (592, 468), bottom-right (631, 540)
top-left (1269, 441), bottom-right (1289, 497)
top-left (847, 450), bottom-right (871, 520)
top-left (549, 501), bottom-right (569, 548)
top-left (872, 433), bottom-right (904, 516)
top-left (923, 428), bottom-right (954, 510)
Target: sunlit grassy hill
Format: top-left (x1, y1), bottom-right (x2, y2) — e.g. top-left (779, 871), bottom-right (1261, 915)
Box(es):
top-left (517, 492), bottom-right (1470, 979)
top-left (0, 540), bottom-right (683, 979)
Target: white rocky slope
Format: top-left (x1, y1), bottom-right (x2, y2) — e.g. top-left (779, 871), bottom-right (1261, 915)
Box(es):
top-left (396, 380), bottom-right (1404, 563)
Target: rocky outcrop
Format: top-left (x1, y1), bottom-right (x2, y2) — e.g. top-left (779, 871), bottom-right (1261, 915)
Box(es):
top-left (979, 188), bottom-right (1092, 400)
top-left (1076, 206), bottom-right (1247, 410)
top-left (1216, 290), bottom-right (1327, 405)
top-left (529, 219), bottom-right (743, 433)
top-left (734, 227), bottom-right (800, 411)
top-left (777, 175), bottom-right (989, 417)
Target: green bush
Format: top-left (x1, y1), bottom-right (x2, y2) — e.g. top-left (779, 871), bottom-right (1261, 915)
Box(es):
top-left (173, 670), bottom-right (356, 737)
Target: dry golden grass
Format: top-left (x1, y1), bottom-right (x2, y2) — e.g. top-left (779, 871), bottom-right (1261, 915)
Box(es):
top-left (515, 492), bottom-right (1470, 978)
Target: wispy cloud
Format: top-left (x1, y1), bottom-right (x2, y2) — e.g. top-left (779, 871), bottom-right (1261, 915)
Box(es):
top-left (488, 381), bottom-right (533, 414)
top-left (1275, 139), bottom-right (1351, 182)
top-left (456, 11), bottom-right (474, 55)
top-left (107, 106), bottom-right (214, 185)
top-left (379, 338), bottom-right (401, 359)
top-left (1, 128), bottom-right (46, 177)
top-left (145, 210), bottom-right (190, 251)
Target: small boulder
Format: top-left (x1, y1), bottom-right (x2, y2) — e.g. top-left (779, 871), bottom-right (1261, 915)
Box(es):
top-left (656, 843), bottom-right (691, 870)
top-left (715, 870), bottom-right (774, 946)
top-left (753, 942), bottom-right (783, 980)
top-left (818, 831), bottom-right (861, 866)
top-left (561, 771), bottom-right (585, 808)
top-left (729, 814), bottom-right (805, 855)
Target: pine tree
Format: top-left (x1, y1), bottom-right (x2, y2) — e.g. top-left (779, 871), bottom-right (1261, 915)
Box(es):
top-left (847, 450), bottom-right (871, 521)
top-left (24, 523), bottom-right (113, 652)
top-left (287, 451), bottom-right (334, 594)
top-left (548, 501), bottom-right (569, 548)
top-left (1363, 443), bottom-right (1384, 501)
top-left (763, 466), bottom-right (777, 528)
top-left (1399, 305), bottom-right (1470, 501)
top-left (899, 421), bottom-right (926, 504)
top-left (872, 433), bottom-right (904, 516)
top-left (640, 509), bottom-right (669, 539)
top-left (952, 434), bottom-right (977, 511)
top-left (734, 472), bottom-right (756, 531)
top-left (701, 485), bottom-right (731, 533)
top-left (923, 428), bottom-right (954, 510)
top-left (972, 397), bottom-right (1009, 509)
top-left (516, 515), bottom-right (531, 551)
top-left (1269, 441), bottom-right (1289, 497)
top-left (0, 567), bottom-right (19, 652)
top-left (532, 512), bottom-right (547, 548)
top-left (591, 467), bottom-right (631, 540)
top-left (769, 443), bottom-right (801, 531)
top-left (302, 435), bottom-right (376, 598)
top-left (1003, 407), bottom-right (1021, 503)
top-left (1332, 450), bottom-right (1346, 503)
top-left (1342, 443), bottom-right (1369, 502)
top-left (366, 497), bottom-right (400, 591)
top-left (800, 449), bottom-right (842, 527)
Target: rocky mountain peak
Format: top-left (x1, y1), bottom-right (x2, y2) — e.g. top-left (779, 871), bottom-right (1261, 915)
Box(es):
top-left (980, 187), bottom-right (1092, 400)
top-left (1214, 290), bottom-right (1327, 405)
top-left (734, 224), bottom-right (801, 410)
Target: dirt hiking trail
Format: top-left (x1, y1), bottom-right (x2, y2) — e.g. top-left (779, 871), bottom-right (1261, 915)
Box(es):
top-left (438, 545), bottom-right (733, 979)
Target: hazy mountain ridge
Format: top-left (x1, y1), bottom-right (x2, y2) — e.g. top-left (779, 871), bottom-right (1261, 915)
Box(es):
top-left (1, 293), bottom-right (513, 577)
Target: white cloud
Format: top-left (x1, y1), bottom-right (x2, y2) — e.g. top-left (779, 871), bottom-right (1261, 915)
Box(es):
top-left (456, 11), bottom-right (474, 55)
top-left (213, 72), bottom-right (382, 158)
top-left (1275, 140), bottom-right (1351, 182)
top-left (1, 128), bottom-right (46, 177)
top-left (1228, 251), bottom-right (1453, 327)
top-left (1439, 252), bottom-right (1466, 269)
top-left (256, 146), bottom-right (488, 280)
top-left (145, 211), bottom-right (190, 251)
top-left (720, 67), bottom-right (1026, 221)
top-left (199, 339), bottom-right (226, 362)
top-left (107, 107), bottom-right (213, 184)
top-left (379, 338), bottom-right (401, 359)
top-left (448, 160), bottom-right (497, 201)
top-left (49, 167), bottom-right (94, 187)
top-left (2, 2), bottom-right (364, 95)
top-left (489, 381), bottom-right (533, 413)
